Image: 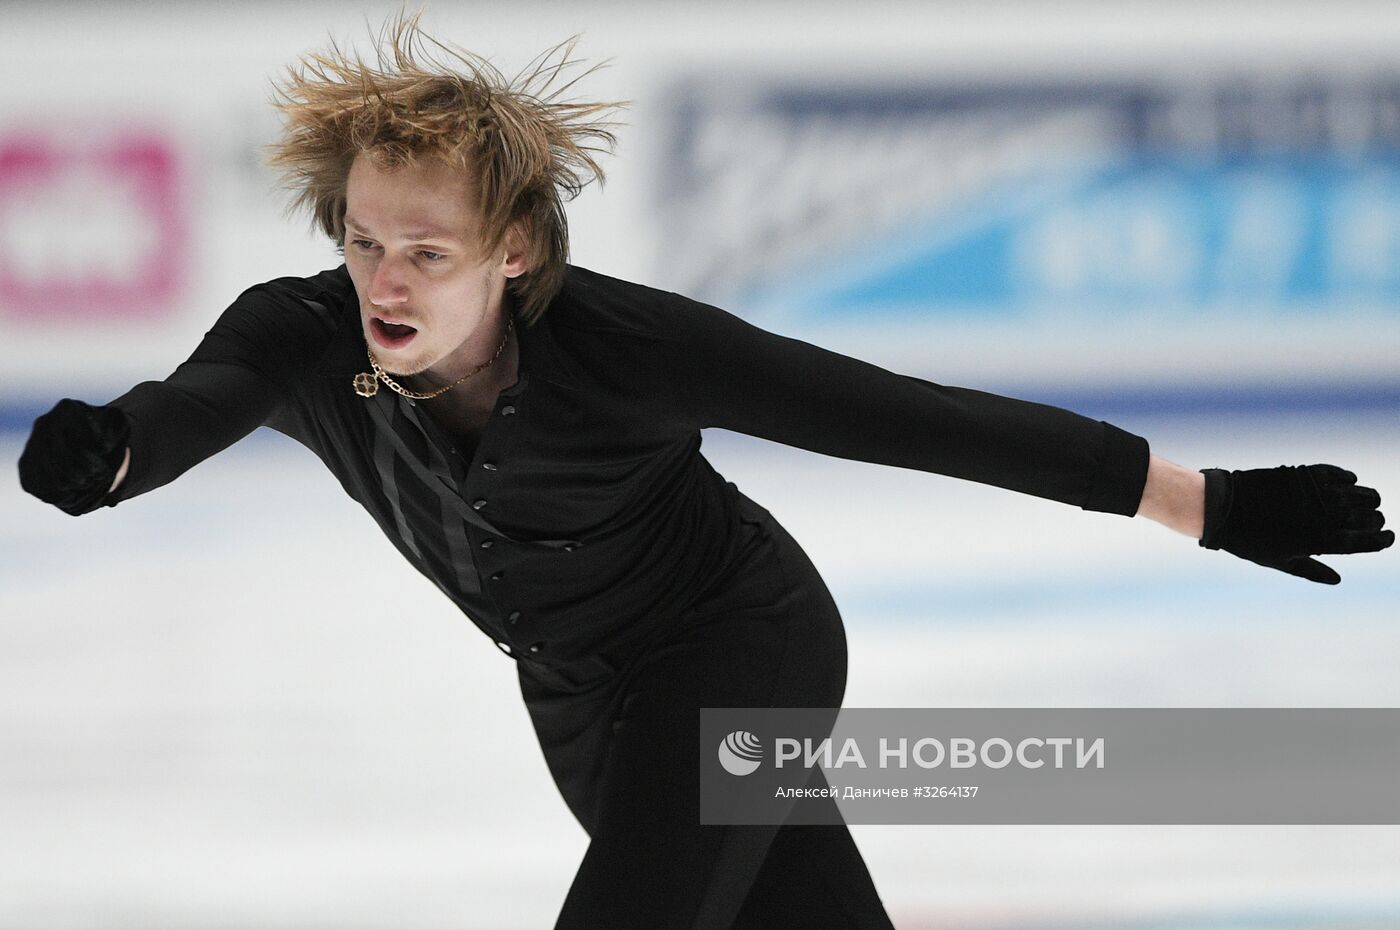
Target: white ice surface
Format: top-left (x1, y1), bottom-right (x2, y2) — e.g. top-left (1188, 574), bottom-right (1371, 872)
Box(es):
top-left (2, 412), bottom-right (1398, 930)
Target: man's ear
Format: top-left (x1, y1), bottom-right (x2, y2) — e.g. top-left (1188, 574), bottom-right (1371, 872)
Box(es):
top-left (502, 220), bottom-right (529, 279)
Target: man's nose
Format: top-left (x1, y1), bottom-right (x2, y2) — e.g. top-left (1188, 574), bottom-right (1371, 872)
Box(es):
top-left (367, 254), bottom-right (409, 307)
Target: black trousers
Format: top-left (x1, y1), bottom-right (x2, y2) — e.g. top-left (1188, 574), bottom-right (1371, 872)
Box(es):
top-left (518, 494), bottom-right (896, 930)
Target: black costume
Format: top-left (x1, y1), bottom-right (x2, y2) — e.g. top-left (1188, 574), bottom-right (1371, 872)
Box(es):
top-left (97, 263), bottom-right (1150, 928)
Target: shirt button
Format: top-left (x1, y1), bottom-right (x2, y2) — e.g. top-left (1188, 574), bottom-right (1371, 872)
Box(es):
top-left (472, 498), bottom-right (488, 510)
top-left (490, 571), bottom-right (505, 582)
top-left (480, 539), bottom-right (495, 549)
top-left (495, 641), bottom-right (512, 655)
top-left (501, 405), bottom-right (516, 416)
top-left (482, 461), bottom-right (498, 471)
top-left (507, 611), bottom-right (521, 625)
top-left (528, 642), bottom-right (544, 654)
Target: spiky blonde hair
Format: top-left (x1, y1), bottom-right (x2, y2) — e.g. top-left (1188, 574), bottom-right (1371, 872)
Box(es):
top-left (266, 11), bottom-right (628, 325)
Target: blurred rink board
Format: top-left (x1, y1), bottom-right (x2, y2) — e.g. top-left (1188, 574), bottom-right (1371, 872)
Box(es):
top-left (4, 2), bottom-right (1400, 929)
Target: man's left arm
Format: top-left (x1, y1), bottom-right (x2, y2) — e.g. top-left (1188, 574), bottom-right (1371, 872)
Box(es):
top-left (641, 288), bottom-right (1392, 583)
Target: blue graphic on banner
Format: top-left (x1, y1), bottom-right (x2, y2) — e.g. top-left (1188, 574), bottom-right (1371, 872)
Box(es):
top-left (809, 157), bottom-right (1400, 317)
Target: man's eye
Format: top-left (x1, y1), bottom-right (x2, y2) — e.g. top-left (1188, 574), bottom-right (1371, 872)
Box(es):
top-left (351, 239), bottom-right (378, 251)
top-left (419, 250), bottom-right (445, 262)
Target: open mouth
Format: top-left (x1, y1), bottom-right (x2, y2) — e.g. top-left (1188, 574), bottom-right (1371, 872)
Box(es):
top-left (370, 316), bottom-right (419, 350)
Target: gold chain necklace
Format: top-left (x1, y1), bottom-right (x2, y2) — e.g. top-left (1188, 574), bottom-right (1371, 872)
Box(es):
top-left (353, 316), bottom-right (514, 400)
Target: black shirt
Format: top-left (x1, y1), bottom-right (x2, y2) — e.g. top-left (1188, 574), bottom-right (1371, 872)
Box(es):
top-left (106, 264), bottom-right (1150, 671)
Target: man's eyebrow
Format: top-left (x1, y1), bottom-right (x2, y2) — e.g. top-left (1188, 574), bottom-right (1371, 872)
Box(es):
top-left (343, 215), bottom-right (463, 241)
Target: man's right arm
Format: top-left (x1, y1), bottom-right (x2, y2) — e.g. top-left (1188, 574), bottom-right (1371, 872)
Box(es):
top-left (19, 281), bottom-right (337, 514)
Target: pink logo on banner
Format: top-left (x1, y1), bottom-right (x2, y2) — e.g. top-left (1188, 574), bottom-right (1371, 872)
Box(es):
top-left (0, 130), bottom-right (184, 318)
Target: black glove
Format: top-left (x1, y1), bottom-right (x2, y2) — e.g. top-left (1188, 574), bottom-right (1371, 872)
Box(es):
top-left (18, 398), bottom-right (131, 516)
top-left (1199, 464), bottom-right (1393, 584)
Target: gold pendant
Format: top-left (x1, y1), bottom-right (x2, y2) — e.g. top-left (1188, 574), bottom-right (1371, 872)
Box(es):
top-left (353, 372), bottom-right (379, 398)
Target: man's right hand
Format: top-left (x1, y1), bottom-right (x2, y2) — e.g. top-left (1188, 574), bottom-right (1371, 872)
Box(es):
top-left (18, 399), bottom-right (132, 516)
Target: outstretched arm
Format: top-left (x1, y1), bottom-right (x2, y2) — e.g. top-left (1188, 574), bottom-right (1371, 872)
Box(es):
top-left (19, 357), bottom-right (280, 517)
top-left (636, 286), bottom-right (1391, 584)
top-left (19, 276), bottom-right (341, 515)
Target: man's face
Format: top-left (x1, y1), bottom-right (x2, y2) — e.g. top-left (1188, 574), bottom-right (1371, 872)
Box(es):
top-left (342, 151), bottom-right (514, 381)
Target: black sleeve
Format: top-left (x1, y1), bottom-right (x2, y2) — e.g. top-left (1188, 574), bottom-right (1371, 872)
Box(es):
top-left (643, 290), bottom-right (1150, 516)
top-left (103, 284), bottom-right (336, 505)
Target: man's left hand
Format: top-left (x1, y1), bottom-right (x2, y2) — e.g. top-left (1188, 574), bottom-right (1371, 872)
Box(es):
top-left (1199, 464), bottom-right (1393, 584)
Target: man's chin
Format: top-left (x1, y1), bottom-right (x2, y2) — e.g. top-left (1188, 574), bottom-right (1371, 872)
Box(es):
top-left (366, 342), bottom-right (427, 377)
top-left (380, 357), bottom-right (429, 378)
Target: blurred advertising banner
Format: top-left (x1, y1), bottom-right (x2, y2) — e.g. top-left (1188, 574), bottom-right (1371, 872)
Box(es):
top-left (0, 127), bottom-right (186, 320)
top-left (658, 76), bottom-right (1400, 396)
